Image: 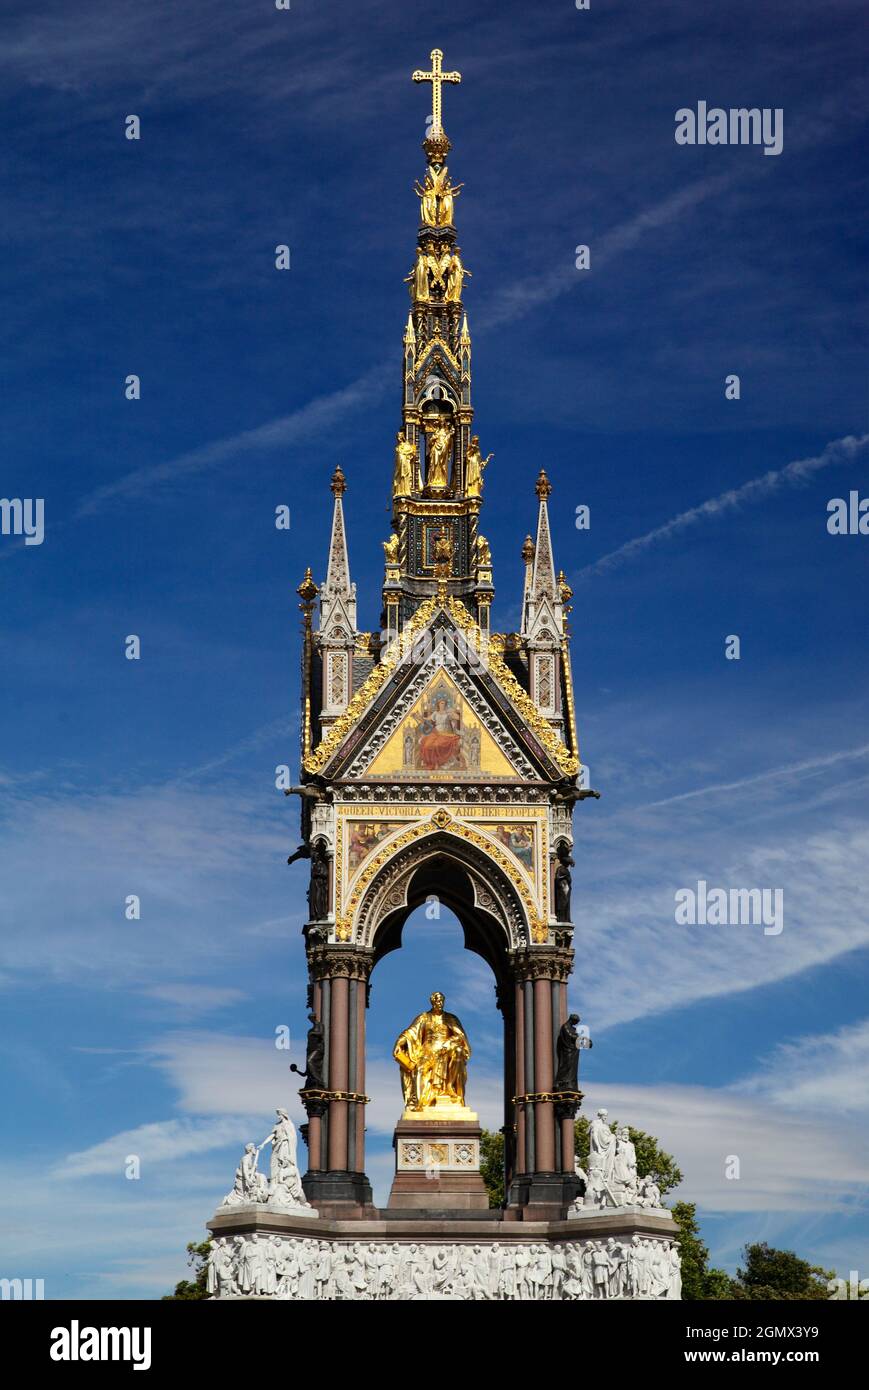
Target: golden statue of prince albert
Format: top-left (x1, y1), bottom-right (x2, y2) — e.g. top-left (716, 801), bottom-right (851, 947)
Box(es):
top-left (392, 991), bottom-right (471, 1114)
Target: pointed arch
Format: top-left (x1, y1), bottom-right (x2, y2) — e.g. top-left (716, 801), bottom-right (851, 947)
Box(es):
top-left (352, 826), bottom-right (531, 971)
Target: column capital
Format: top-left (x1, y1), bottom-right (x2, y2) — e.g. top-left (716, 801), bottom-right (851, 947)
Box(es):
top-left (307, 944), bottom-right (375, 982)
top-left (509, 947), bottom-right (574, 984)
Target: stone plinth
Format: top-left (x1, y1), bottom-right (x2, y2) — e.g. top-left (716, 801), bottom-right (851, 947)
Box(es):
top-left (388, 1115), bottom-right (489, 1210)
top-left (205, 1206), bottom-right (682, 1300)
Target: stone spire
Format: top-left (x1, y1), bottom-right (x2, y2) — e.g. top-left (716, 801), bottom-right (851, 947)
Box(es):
top-left (319, 466), bottom-right (356, 634)
top-left (317, 466), bottom-right (357, 727)
top-left (530, 470), bottom-right (557, 607)
top-left (524, 471), bottom-right (564, 729)
top-left (520, 533), bottom-right (535, 634)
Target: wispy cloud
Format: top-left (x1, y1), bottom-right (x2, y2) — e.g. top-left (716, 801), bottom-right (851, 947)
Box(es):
top-left (73, 364), bottom-right (390, 519)
top-left (641, 742), bottom-right (869, 810)
top-left (26, 176), bottom-right (741, 535)
top-left (480, 173), bottom-right (734, 330)
top-left (578, 821), bottom-right (869, 1030)
top-left (574, 433), bottom-right (869, 580)
top-left (58, 1115), bottom-right (253, 1180)
top-left (732, 1017), bottom-right (869, 1119)
top-left (583, 1079), bottom-right (869, 1216)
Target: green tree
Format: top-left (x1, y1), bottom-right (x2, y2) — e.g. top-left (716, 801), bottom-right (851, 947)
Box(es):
top-left (163, 1239), bottom-right (212, 1300)
top-left (670, 1200), bottom-right (732, 1299)
top-left (480, 1128), bottom-right (505, 1208)
top-left (730, 1242), bottom-right (833, 1301)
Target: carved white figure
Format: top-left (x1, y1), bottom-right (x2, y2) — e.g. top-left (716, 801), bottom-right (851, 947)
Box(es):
top-left (263, 1108), bottom-right (310, 1209)
top-left (588, 1109), bottom-right (616, 1195)
top-left (514, 1243), bottom-right (531, 1299)
top-left (221, 1141), bottom-right (269, 1208)
top-left (638, 1175), bottom-right (662, 1209)
top-left (651, 1241), bottom-right (671, 1298)
top-left (551, 1243), bottom-right (567, 1300)
top-left (668, 1244), bottom-right (682, 1300)
top-left (500, 1245), bottom-right (517, 1300)
top-left (591, 1242), bottom-right (612, 1299)
top-left (612, 1125), bottom-right (639, 1206)
top-left (315, 1240), bottom-right (333, 1299)
top-left (563, 1245), bottom-right (583, 1299)
top-left (207, 1237), bottom-right (236, 1298)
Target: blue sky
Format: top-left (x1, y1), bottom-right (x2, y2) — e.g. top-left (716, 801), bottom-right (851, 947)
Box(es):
top-left (1, 0), bottom-right (867, 1298)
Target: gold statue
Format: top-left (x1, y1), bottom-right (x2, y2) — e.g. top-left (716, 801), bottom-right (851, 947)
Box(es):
top-left (414, 165), bottom-right (464, 228)
top-left (382, 532), bottom-right (400, 565)
top-left (465, 434), bottom-right (493, 497)
top-left (415, 171), bottom-right (440, 227)
top-left (436, 169), bottom-right (463, 226)
top-left (444, 250), bottom-right (470, 303)
top-left (431, 249), bottom-right (450, 295)
top-left (393, 991), bottom-right (471, 1112)
top-left (405, 249), bottom-right (431, 303)
top-left (392, 430), bottom-right (417, 496)
top-left (423, 418), bottom-right (454, 492)
top-left (475, 533), bottom-right (492, 567)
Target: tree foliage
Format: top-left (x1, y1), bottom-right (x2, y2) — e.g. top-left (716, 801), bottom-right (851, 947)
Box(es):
top-left (728, 1242), bottom-right (834, 1301)
top-left (162, 1239), bottom-right (212, 1300)
top-left (480, 1128), bottom-right (505, 1208)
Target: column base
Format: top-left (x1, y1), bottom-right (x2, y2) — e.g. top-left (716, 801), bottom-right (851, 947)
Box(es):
top-left (507, 1171), bottom-right (581, 1219)
top-left (302, 1170), bottom-right (374, 1218)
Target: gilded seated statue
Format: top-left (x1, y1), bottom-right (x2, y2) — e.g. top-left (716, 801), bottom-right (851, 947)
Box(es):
top-left (393, 991), bottom-right (471, 1114)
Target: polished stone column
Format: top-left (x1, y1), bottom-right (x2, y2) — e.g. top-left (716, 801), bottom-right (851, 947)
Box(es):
top-left (507, 944), bottom-right (576, 1216)
top-left (302, 944), bottom-right (374, 1210)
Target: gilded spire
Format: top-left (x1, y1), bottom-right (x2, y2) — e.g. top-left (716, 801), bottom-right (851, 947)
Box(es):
top-left (297, 566), bottom-right (317, 608)
top-left (535, 468), bottom-right (552, 500)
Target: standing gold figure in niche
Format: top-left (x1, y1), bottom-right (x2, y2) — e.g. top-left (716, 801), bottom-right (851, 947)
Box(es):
top-left (465, 435), bottom-right (493, 497)
top-left (392, 430), bottom-right (418, 496)
top-left (423, 418), bottom-right (454, 492)
top-left (392, 991), bottom-right (470, 1111)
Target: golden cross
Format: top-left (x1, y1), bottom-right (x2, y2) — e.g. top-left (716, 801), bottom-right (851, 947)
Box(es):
top-left (412, 48), bottom-right (461, 135)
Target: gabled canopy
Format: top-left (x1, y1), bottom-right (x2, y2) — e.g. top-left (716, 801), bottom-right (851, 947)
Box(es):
top-left (303, 596), bottom-right (577, 781)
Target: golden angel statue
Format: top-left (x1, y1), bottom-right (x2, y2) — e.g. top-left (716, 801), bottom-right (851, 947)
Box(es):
top-left (464, 434), bottom-right (493, 497)
top-left (436, 169), bottom-right (464, 226)
top-left (414, 171), bottom-right (440, 227)
top-left (382, 532), bottom-right (400, 565)
top-left (392, 991), bottom-right (471, 1111)
top-left (475, 533), bottom-right (492, 567)
top-left (405, 249), bottom-right (431, 303)
top-left (414, 166), bottom-right (464, 228)
top-left (444, 251), bottom-right (471, 303)
top-left (392, 430), bottom-right (418, 497)
top-left (423, 418), bottom-right (454, 492)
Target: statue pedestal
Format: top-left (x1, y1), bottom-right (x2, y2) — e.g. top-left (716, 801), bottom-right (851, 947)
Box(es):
top-left (387, 1112), bottom-right (489, 1211)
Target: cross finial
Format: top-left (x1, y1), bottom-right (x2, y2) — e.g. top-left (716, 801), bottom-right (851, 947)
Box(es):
top-left (412, 48), bottom-right (461, 135)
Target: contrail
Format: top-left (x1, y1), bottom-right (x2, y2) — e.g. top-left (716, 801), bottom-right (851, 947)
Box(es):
top-left (641, 742), bottom-right (869, 810)
top-left (574, 433), bottom-right (869, 580)
top-left (75, 180), bottom-right (732, 518)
